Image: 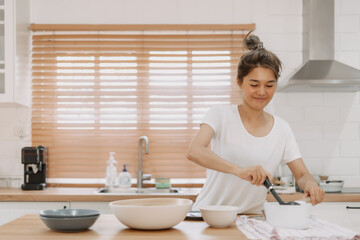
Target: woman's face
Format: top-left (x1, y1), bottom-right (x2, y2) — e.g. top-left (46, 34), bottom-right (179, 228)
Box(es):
top-left (238, 67), bottom-right (276, 111)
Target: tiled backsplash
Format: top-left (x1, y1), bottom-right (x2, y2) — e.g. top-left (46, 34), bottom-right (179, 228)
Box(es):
top-left (0, 0), bottom-right (359, 183)
top-left (271, 92), bottom-right (360, 177)
top-left (0, 106), bottom-right (31, 181)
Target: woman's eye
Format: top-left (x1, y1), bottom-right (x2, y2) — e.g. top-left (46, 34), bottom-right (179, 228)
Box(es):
top-left (266, 85), bottom-right (274, 88)
top-left (250, 85), bottom-right (258, 87)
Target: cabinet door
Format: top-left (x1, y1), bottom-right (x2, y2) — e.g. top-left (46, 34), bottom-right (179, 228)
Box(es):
top-left (311, 202), bottom-right (360, 232)
top-left (70, 202), bottom-right (112, 214)
top-left (0, 202), bottom-right (69, 226)
top-left (0, 0), bottom-right (30, 105)
top-left (0, 0), bottom-right (13, 102)
top-left (0, 1), bottom-right (4, 95)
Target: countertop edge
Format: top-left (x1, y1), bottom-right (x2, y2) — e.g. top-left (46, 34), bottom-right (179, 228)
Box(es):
top-left (0, 187), bottom-right (359, 202)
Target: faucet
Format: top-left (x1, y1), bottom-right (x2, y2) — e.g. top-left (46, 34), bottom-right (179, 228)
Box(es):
top-left (137, 136), bottom-right (151, 188)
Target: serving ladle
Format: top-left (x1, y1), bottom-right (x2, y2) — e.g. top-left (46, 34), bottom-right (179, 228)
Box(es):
top-left (264, 177), bottom-right (300, 205)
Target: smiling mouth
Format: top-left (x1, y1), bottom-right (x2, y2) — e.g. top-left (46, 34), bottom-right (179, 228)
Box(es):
top-left (254, 97), bottom-right (267, 101)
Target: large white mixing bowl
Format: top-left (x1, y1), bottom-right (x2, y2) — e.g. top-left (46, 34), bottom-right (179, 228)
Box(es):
top-left (110, 198), bottom-right (193, 230)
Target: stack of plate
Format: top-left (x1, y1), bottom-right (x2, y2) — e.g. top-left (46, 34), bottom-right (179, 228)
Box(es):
top-left (39, 209), bottom-right (100, 232)
top-left (319, 180), bottom-right (344, 193)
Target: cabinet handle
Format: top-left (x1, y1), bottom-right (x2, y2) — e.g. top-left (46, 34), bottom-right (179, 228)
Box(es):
top-left (346, 206), bottom-right (360, 209)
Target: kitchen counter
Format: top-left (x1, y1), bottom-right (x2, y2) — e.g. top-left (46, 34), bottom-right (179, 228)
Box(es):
top-left (0, 187), bottom-right (359, 202)
top-left (1, 208), bottom-right (359, 240)
top-left (0, 214), bottom-right (248, 240)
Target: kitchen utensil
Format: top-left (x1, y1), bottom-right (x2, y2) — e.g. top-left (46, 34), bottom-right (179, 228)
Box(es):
top-left (199, 205), bottom-right (238, 228)
top-left (40, 215), bottom-right (99, 232)
top-left (264, 201), bottom-right (311, 229)
top-left (40, 209), bottom-right (100, 218)
top-left (109, 198), bottom-right (192, 230)
top-left (185, 210), bottom-right (203, 221)
top-left (264, 177), bottom-right (300, 205)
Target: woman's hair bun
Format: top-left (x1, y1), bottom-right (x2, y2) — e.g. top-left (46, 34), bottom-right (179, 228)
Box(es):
top-left (244, 33), bottom-right (264, 51)
top-left (237, 31), bottom-right (282, 82)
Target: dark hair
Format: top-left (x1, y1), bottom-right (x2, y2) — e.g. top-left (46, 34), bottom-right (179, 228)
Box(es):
top-left (237, 32), bottom-right (282, 84)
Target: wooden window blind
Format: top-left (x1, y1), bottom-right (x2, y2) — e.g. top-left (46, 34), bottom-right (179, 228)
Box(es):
top-left (30, 24), bottom-right (255, 179)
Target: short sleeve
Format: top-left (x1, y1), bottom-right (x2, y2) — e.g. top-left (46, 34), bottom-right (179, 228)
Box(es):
top-left (200, 105), bottom-right (222, 132)
top-left (282, 124), bottom-right (302, 163)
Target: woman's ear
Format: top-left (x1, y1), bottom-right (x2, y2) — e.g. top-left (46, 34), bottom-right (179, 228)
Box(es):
top-left (237, 78), bottom-right (243, 88)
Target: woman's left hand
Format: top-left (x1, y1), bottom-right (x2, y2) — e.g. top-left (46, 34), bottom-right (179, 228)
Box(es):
top-left (287, 159), bottom-right (325, 205)
top-left (303, 182), bottom-right (325, 205)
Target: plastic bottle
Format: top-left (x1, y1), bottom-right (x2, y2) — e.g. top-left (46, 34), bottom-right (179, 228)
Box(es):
top-left (105, 152), bottom-right (118, 188)
top-left (118, 164), bottom-right (132, 188)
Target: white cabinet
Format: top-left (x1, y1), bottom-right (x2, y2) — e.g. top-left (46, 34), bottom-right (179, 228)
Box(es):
top-left (311, 202), bottom-right (360, 232)
top-left (0, 0), bottom-right (30, 106)
top-left (0, 202), bottom-right (69, 226)
top-left (0, 1), bottom-right (4, 95)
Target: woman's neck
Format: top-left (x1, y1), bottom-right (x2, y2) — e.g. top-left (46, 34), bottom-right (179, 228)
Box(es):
top-left (238, 104), bottom-right (266, 123)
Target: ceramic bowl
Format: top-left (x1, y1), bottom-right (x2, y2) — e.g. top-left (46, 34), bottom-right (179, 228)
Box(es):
top-left (199, 205), bottom-right (238, 228)
top-left (40, 209), bottom-right (100, 218)
top-left (39, 208), bottom-right (100, 232)
top-left (264, 201), bottom-right (311, 229)
top-left (40, 215), bottom-right (99, 232)
top-left (109, 198), bottom-right (193, 230)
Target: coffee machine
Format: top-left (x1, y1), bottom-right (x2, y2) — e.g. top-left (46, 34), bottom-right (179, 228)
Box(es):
top-left (21, 146), bottom-right (48, 190)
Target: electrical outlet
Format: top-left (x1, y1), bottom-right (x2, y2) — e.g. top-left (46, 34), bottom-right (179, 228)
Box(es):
top-left (13, 126), bottom-right (26, 138)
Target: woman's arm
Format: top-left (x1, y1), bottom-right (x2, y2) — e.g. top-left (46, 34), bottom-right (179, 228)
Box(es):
top-left (187, 123), bottom-right (271, 186)
top-left (287, 158), bottom-right (325, 205)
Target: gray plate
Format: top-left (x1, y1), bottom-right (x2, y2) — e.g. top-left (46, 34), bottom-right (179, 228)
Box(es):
top-left (40, 215), bottom-right (99, 232)
top-left (40, 209), bottom-right (100, 218)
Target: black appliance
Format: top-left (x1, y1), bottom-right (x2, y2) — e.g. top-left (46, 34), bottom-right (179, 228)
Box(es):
top-left (21, 146), bottom-right (47, 190)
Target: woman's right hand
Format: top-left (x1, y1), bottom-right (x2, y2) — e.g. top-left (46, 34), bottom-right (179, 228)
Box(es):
top-left (235, 165), bottom-right (271, 186)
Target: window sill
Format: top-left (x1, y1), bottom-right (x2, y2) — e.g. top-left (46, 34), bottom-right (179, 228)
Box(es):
top-left (47, 178), bottom-right (205, 188)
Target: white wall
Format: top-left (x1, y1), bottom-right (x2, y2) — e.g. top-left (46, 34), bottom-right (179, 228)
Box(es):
top-left (0, 0), bottom-right (359, 185)
top-left (0, 106), bottom-right (30, 186)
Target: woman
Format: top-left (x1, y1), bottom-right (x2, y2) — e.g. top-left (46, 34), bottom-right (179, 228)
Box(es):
top-left (187, 33), bottom-right (324, 214)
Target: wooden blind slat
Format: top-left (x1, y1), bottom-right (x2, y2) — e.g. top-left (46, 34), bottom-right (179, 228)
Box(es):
top-left (32, 34), bottom-right (246, 40)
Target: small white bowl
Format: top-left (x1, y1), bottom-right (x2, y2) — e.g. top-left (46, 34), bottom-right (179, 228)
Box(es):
top-left (110, 198), bottom-right (192, 230)
top-left (199, 205), bottom-right (238, 228)
top-left (264, 201), bottom-right (311, 229)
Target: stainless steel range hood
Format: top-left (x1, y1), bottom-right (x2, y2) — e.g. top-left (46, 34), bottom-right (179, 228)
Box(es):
top-left (279, 0), bottom-right (360, 92)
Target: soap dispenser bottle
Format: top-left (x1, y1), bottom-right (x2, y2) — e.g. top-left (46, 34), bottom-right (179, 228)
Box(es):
top-left (118, 164), bottom-right (132, 188)
top-left (105, 152), bottom-right (118, 188)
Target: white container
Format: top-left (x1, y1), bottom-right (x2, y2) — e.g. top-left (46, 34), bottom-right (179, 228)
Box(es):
top-left (109, 198), bottom-right (192, 230)
top-left (264, 201), bottom-right (311, 229)
top-left (199, 205), bottom-right (238, 228)
top-left (105, 152), bottom-right (118, 188)
top-left (118, 164), bottom-right (132, 188)
top-left (319, 180), bottom-right (344, 193)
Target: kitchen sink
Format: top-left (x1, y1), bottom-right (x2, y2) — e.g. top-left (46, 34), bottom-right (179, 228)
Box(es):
top-left (93, 187), bottom-right (181, 195)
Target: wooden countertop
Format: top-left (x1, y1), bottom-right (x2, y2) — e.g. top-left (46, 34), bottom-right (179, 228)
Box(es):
top-left (0, 214), bottom-right (248, 240)
top-left (0, 187), bottom-right (359, 202)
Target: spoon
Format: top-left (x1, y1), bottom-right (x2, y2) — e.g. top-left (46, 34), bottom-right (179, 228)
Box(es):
top-left (264, 177), bottom-right (300, 205)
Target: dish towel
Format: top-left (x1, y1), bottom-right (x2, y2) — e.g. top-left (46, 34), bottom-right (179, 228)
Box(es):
top-left (236, 215), bottom-right (360, 240)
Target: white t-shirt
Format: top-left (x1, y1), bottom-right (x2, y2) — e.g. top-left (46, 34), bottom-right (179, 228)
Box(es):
top-left (192, 105), bottom-right (302, 214)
